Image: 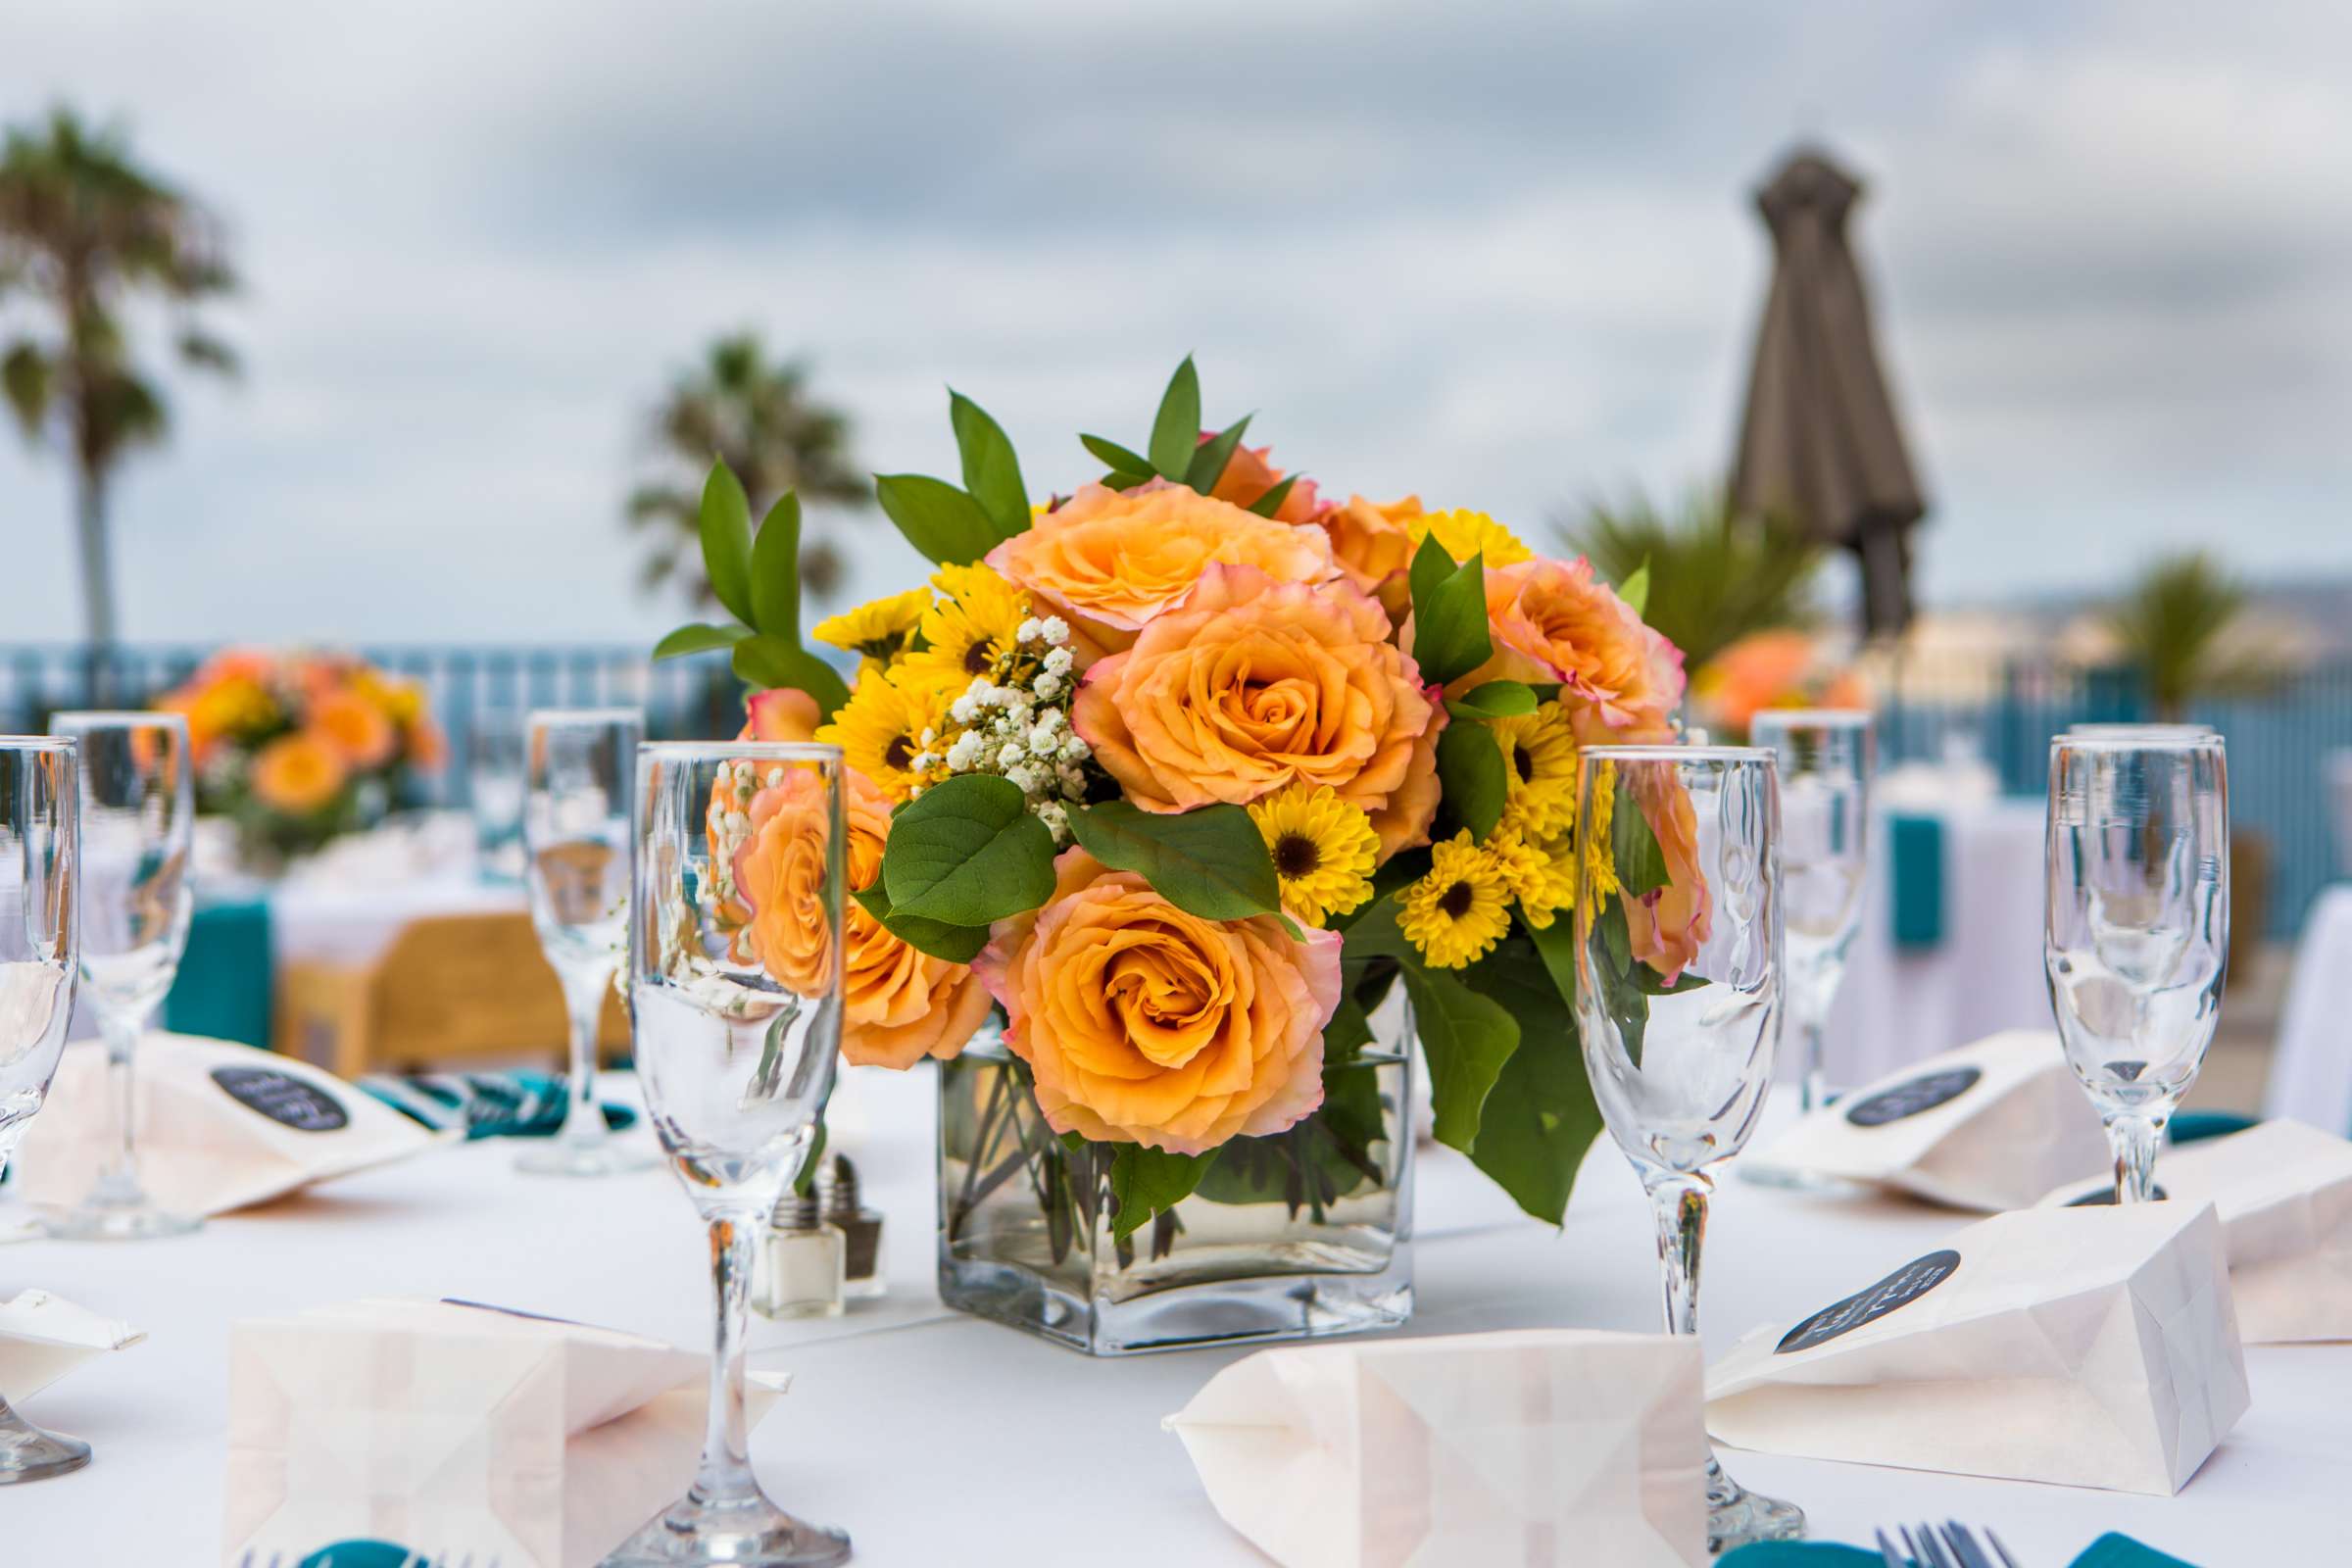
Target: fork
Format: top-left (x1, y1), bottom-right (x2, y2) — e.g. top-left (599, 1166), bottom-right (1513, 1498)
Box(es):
top-left (1875, 1523), bottom-right (2024, 1568)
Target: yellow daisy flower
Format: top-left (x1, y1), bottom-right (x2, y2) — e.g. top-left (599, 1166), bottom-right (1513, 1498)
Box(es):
top-left (1507, 828), bottom-right (1579, 930)
top-left (1246, 783), bottom-right (1379, 927)
top-left (1408, 509), bottom-right (1535, 568)
top-left (1581, 762), bottom-right (1621, 904)
top-left (900, 564), bottom-right (1030, 690)
top-left (1397, 831), bottom-right (1512, 969)
top-left (1487, 703), bottom-right (1579, 839)
top-left (814, 669), bottom-right (951, 802)
top-left (812, 588), bottom-right (929, 666)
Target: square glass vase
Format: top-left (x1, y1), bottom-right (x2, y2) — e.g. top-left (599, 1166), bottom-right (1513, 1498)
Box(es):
top-left (936, 1009), bottom-right (1415, 1356)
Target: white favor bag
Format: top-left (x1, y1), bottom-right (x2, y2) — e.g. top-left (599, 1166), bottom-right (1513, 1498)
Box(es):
top-left (224, 1298), bottom-right (786, 1568)
top-left (1166, 1329), bottom-right (1707, 1568)
top-left (0, 1289), bottom-right (143, 1402)
top-left (1707, 1201), bottom-right (2247, 1495)
top-left (17, 1033), bottom-right (445, 1216)
top-left (1743, 1031), bottom-right (2109, 1209)
top-left (2041, 1118), bottom-right (2352, 1343)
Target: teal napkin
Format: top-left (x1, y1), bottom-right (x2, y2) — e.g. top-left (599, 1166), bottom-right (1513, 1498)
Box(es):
top-left (1719, 1533), bottom-right (2199, 1567)
top-left (1887, 812), bottom-right (1944, 950)
top-left (163, 898), bottom-right (274, 1050)
top-left (298, 1545), bottom-right (423, 1568)
top-left (2170, 1110), bottom-right (2258, 1144)
top-left (361, 1071), bottom-right (637, 1140)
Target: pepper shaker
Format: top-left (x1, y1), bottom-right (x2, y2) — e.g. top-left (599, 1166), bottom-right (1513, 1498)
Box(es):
top-left (817, 1152), bottom-right (886, 1302)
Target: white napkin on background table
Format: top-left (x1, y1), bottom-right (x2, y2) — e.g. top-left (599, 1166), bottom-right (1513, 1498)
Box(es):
top-left (0, 1289), bottom-right (143, 1402)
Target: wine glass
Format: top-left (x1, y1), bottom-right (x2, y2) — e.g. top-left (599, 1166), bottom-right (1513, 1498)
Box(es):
top-left (608, 740), bottom-right (849, 1567)
top-left (1749, 710), bottom-right (1871, 1115)
top-left (468, 711), bottom-right (527, 884)
top-left (2044, 734), bottom-right (2229, 1201)
top-left (518, 710), bottom-right (657, 1177)
top-left (2067, 722), bottom-right (2219, 740)
top-left (0, 737), bottom-right (90, 1478)
top-left (1573, 744), bottom-right (1803, 1552)
top-left (41, 712), bottom-right (198, 1241)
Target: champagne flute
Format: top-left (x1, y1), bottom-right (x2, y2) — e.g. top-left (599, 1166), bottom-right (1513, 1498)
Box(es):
top-left (0, 737), bottom-right (89, 1478)
top-left (607, 740), bottom-right (850, 1568)
top-left (2044, 734), bottom-right (2229, 1201)
top-left (468, 711), bottom-right (527, 884)
top-left (1749, 710), bottom-right (1871, 1114)
top-left (1574, 744), bottom-right (1804, 1552)
top-left (42, 712), bottom-right (198, 1241)
top-left (517, 710), bottom-right (657, 1176)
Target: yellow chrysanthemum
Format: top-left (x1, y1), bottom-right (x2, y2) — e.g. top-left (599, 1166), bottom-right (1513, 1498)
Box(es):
top-left (1397, 831), bottom-right (1512, 969)
top-left (813, 588), bottom-right (929, 666)
top-left (1581, 762), bottom-right (1621, 903)
top-left (1407, 509), bottom-right (1535, 568)
top-left (899, 563), bottom-right (1031, 691)
top-left (1246, 782), bottom-right (1379, 927)
top-left (1488, 703), bottom-right (1579, 839)
top-left (813, 669), bottom-right (951, 803)
top-left (1506, 828), bottom-right (1579, 930)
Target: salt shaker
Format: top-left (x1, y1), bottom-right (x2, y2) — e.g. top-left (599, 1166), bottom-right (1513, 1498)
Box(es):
top-left (818, 1152), bottom-right (886, 1301)
top-left (755, 1190), bottom-right (844, 1319)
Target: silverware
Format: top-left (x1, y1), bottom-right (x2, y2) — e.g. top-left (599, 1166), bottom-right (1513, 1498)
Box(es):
top-left (1938, 1520), bottom-right (2000, 1568)
top-left (1876, 1529), bottom-right (1909, 1568)
top-left (1904, 1524), bottom-right (1955, 1568)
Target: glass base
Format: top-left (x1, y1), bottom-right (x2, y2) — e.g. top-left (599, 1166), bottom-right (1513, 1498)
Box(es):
top-left (942, 1251), bottom-right (1412, 1357)
top-left (0, 1406), bottom-right (90, 1483)
top-left (1707, 1455), bottom-right (1804, 1554)
top-left (515, 1138), bottom-right (662, 1177)
top-left (39, 1201), bottom-right (202, 1241)
top-left (602, 1494), bottom-right (850, 1567)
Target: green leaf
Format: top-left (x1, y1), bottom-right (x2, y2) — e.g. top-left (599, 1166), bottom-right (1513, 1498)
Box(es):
top-left (1436, 721), bottom-right (1508, 841)
top-left (1592, 899), bottom-right (1647, 1070)
top-left (1184, 414), bottom-right (1252, 492)
top-left (730, 636), bottom-right (851, 717)
top-left (1081, 433), bottom-right (1152, 474)
top-left (1322, 995), bottom-right (1373, 1060)
top-left (881, 774), bottom-right (1057, 925)
top-left (852, 882), bottom-right (992, 964)
top-left (874, 473), bottom-right (1004, 565)
top-left (1611, 780), bottom-right (1672, 899)
top-left (1101, 470), bottom-right (1155, 491)
top-left (1632, 966), bottom-right (1708, 997)
top-left (1445, 680), bottom-right (1539, 721)
top-left (1400, 963), bottom-right (1519, 1154)
top-left (699, 461), bottom-right (756, 626)
top-left (1245, 474), bottom-right (1298, 518)
top-left (1524, 909), bottom-right (1580, 1011)
top-left (1406, 536), bottom-right (1493, 687)
top-left (1109, 1144), bottom-right (1220, 1240)
top-left (1617, 558), bottom-right (1651, 618)
top-left (1148, 355), bottom-right (1201, 479)
top-left (1458, 937), bottom-right (1604, 1224)
top-left (950, 391), bottom-right (1030, 539)
top-left (652, 622), bottom-right (751, 661)
top-left (793, 1120), bottom-right (829, 1198)
top-left (1065, 800), bottom-right (1285, 923)
top-left (749, 490), bottom-right (803, 639)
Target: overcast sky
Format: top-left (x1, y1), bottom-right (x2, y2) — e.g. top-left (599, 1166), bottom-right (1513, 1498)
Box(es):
top-left (3, 0), bottom-right (2347, 646)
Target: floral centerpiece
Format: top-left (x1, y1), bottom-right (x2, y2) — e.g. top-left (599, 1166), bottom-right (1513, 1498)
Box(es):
top-left (156, 648), bottom-right (445, 867)
top-left (657, 360), bottom-right (1694, 1351)
top-left (1690, 628), bottom-right (1867, 741)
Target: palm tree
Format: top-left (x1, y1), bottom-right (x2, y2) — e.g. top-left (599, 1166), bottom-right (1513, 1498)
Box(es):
top-left (628, 333), bottom-right (870, 604)
top-left (1561, 488), bottom-right (1823, 672)
top-left (0, 107), bottom-right (238, 647)
top-left (2105, 551), bottom-right (2284, 721)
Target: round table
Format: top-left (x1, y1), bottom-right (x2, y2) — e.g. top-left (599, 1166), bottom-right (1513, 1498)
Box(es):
top-left (4, 1064), bottom-right (2328, 1565)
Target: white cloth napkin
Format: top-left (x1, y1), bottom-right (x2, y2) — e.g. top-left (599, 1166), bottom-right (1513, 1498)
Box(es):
top-left (2041, 1118), bottom-right (2352, 1343)
top-left (1165, 1329), bottom-right (1707, 1568)
top-left (1742, 1031), bottom-right (2111, 1209)
top-left (0, 1289), bottom-right (143, 1402)
top-left (14, 1033), bottom-right (448, 1220)
top-left (224, 1298), bottom-right (785, 1568)
top-left (1707, 1200), bottom-right (2248, 1495)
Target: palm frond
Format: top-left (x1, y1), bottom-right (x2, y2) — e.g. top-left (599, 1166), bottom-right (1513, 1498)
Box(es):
top-left (1559, 488), bottom-right (1824, 671)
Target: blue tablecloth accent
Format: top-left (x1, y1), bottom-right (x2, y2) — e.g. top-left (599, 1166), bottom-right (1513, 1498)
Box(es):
top-left (1722, 1533), bottom-right (2197, 1567)
top-left (1887, 811), bottom-right (1945, 951)
top-left (162, 898), bottom-right (274, 1050)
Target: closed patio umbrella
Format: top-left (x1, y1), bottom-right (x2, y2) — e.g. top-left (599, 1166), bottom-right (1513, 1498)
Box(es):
top-left (1731, 147), bottom-right (1927, 638)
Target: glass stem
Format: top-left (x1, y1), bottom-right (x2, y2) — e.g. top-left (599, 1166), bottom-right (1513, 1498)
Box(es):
top-left (557, 967), bottom-right (609, 1149)
top-left (1797, 1016), bottom-right (1828, 1114)
top-left (1647, 1173), bottom-right (1710, 1338)
top-left (2106, 1111), bottom-right (2165, 1203)
top-left (93, 1009), bottom-right (147, 1207)
top-left (690, 1209), bottom-right (763, 1512)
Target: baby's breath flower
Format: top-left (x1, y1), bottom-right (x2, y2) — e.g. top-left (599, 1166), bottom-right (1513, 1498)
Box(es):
top-left (1040, 615), bottom-right (1070, 646)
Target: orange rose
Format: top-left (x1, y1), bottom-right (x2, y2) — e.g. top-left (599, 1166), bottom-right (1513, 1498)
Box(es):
top-left (731, 766), bottom-right (840, 999)
top-left (838, 769), bottom-right (992, 1069)
top-left (1206, 440), bottom-right (1324, 523)
top-left (1621, 763), bottom-right (1712, 985)
top-left (310, 689), bottom-right (397, 768)
top-left (251, 732), bottom-right (347, 814)
top-left (1318, 494), bottom-right (1422, 623)
top-left (405, 719), bottom-right (447, 771)
top-left (975, 849), bottom-right (1341, 1153)
top-left (986, 480), bottom-right (1339, 662)
top-left (1072, 564), bottom-right (1443, 858)
top-left (1453, 557), bottom-right (1686, 745)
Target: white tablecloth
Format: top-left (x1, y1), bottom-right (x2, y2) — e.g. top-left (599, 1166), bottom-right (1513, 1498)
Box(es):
top-left (4, 1058), bottom-right (2328, 1566)
top-left (1823, 799), bottom-right (2050, 1090)
top-left (2265, 883), bottom-right (2352, 1135)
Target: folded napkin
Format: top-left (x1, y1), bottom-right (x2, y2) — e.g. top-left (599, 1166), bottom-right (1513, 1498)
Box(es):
top-left (1742, 1031), bottom-right (2109, 1209)
top-left (14, 1033), bottom-right (449, 1218)
top-left (225, 1298), bottom-right (786, 1568)
top-left (1166, 1329), bottom-right (1707, 1567)
top-left (1720, 1536), bottom-right (2198, 1567)
top-left (2041, 1118), bottom-right (2352, 1342)
top-left (1887, 811), bottom-right (1944, 950)
top-left (1707, 1201), bottom-right (2247, 1495)
top-left (162, 897), bottom-right (275, 1051)
top-left (362, 1071), bottom-right (638, 1141)
top-left (0, 1288), bottom-right (143, 1403)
